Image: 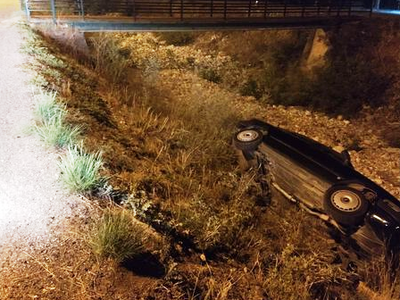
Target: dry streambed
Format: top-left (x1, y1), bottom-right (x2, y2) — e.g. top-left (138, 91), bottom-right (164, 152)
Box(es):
top-left (122, 31), bottom-right (400, 197)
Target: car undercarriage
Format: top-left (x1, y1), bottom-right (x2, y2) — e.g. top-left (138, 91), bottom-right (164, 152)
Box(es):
top-left (233, 119), bottom-right (400, 260)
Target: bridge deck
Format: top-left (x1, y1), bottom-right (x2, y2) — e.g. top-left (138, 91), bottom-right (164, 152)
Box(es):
top-left (24, 0), bottom-right (373, 30)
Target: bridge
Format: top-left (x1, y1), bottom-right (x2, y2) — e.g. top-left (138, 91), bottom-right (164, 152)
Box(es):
top-left (24, 0), bottom-right (376, 31)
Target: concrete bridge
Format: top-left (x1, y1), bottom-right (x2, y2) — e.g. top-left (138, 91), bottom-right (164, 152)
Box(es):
top-left (23, 0), bottom-right (376, 31)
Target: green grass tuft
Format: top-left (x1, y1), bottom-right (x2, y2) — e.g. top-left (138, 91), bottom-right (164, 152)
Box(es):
top-left (33, 115), bottom-right (81, 148)
top-left (58, 144), bottom-right (103, 193)
top-left (33, 90), bottom-right (80, 148)
top-left (89, 208), bottom-right (147, 263)
top-left (33, 89), bottom-right (63, 122)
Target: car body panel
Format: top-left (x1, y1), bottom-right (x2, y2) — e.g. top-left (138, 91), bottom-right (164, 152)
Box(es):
top-left (235, 119), bottom-right (400, 256)
top-left (259, 143), bottom-right (331, 209)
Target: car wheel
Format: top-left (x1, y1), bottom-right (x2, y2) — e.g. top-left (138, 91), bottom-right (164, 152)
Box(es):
top-left (233, 129), bottom-right (263, 151)
top-left (323, 186), bottom-right (369, 227)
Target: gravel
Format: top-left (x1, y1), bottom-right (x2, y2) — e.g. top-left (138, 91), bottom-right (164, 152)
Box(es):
top-left (0, 8), bottom-right (83, 259)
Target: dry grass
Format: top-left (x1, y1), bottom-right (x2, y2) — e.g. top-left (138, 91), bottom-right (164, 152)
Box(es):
top-left (358, 258), bottom-right (400, 300)
top-left (16, 25), bottom-right (400, 300)
top-left (89, 207), bottom-right (147, 263)
top-left (71, 32), bottom-right (390, 299)
top-left (0, 201), bottom-right (162, 300)
top-left (89, 33), bottom-right (130, 84)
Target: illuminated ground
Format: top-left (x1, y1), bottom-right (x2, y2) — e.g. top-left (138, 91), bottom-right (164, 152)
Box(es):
top-left (0, 4), bottom-right (81, 254)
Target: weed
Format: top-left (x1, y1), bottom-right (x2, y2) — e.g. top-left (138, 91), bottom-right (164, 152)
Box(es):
top-left (202, 275), bottom-right (234, 300)
top-left (89, 34), bottom-right (130, 83)
top-left (142, 56), bottom-right (160, 85)
top-left (58, 144), bottom-right (103, 193)
top-left (172, 173), bottom-right (256, 251)
top-left (262, 243), bottom-right (345, 300)
top-left (89, 207), bottom-right (147, 263)
top-left (37, 51), bottom-right (66, 69)
top-left (358, 256), bottom-right (400, 300)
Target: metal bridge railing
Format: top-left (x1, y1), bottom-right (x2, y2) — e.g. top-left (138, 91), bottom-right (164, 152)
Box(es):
top-left (23, 0), bottom-right (373, 22)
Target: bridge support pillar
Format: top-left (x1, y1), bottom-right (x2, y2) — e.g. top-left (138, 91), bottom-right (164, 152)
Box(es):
top-left (301, 28), bottom-right (329, 73)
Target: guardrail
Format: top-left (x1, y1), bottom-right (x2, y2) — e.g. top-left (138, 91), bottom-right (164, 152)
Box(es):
top-left (24, 0), bottom-right (374, 23)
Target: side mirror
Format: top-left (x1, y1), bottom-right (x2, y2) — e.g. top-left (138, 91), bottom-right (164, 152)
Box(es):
top-left (341, 150), bottom-right (353, 168)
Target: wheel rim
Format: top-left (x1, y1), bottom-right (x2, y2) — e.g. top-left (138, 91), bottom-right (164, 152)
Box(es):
top-left (236, 130), bottom-right (260, 142)
top-left (331, 190), bottom-right (362, 212)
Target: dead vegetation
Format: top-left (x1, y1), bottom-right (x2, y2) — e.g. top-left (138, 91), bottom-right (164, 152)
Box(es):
top-left (2, 21), bottom-right (400, 300)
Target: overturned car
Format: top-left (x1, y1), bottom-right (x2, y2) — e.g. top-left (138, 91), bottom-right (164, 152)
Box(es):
top-left (233, 119), bottom-right (400, 257)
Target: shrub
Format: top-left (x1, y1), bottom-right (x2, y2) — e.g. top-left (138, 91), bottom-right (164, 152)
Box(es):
top-left (256, 31), bottom-right (312, 106)
top-left (265, 65), bottom-right (313, 107)
top-left (380, 124), bottom-right (400, 148)
top-left (156, 32), bottom-right (197, 46)
top-left (260, 22), bottom-right (393, 117)
top-left (309, 57), bottom-right (389, 116)
top-left (58, 144), bottom-right (103, 193)
top-left (198, 67), bottom-right (222, 84)
top-left (240, 79), bottom-right (263, 99)
top-left (89, 208), bottom-right (147, 263)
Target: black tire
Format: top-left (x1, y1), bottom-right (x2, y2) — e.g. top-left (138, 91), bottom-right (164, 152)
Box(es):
top-left (233, 129), bottom-right (263, 151)
top-left (323, 186), bottom-right (369, 227)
